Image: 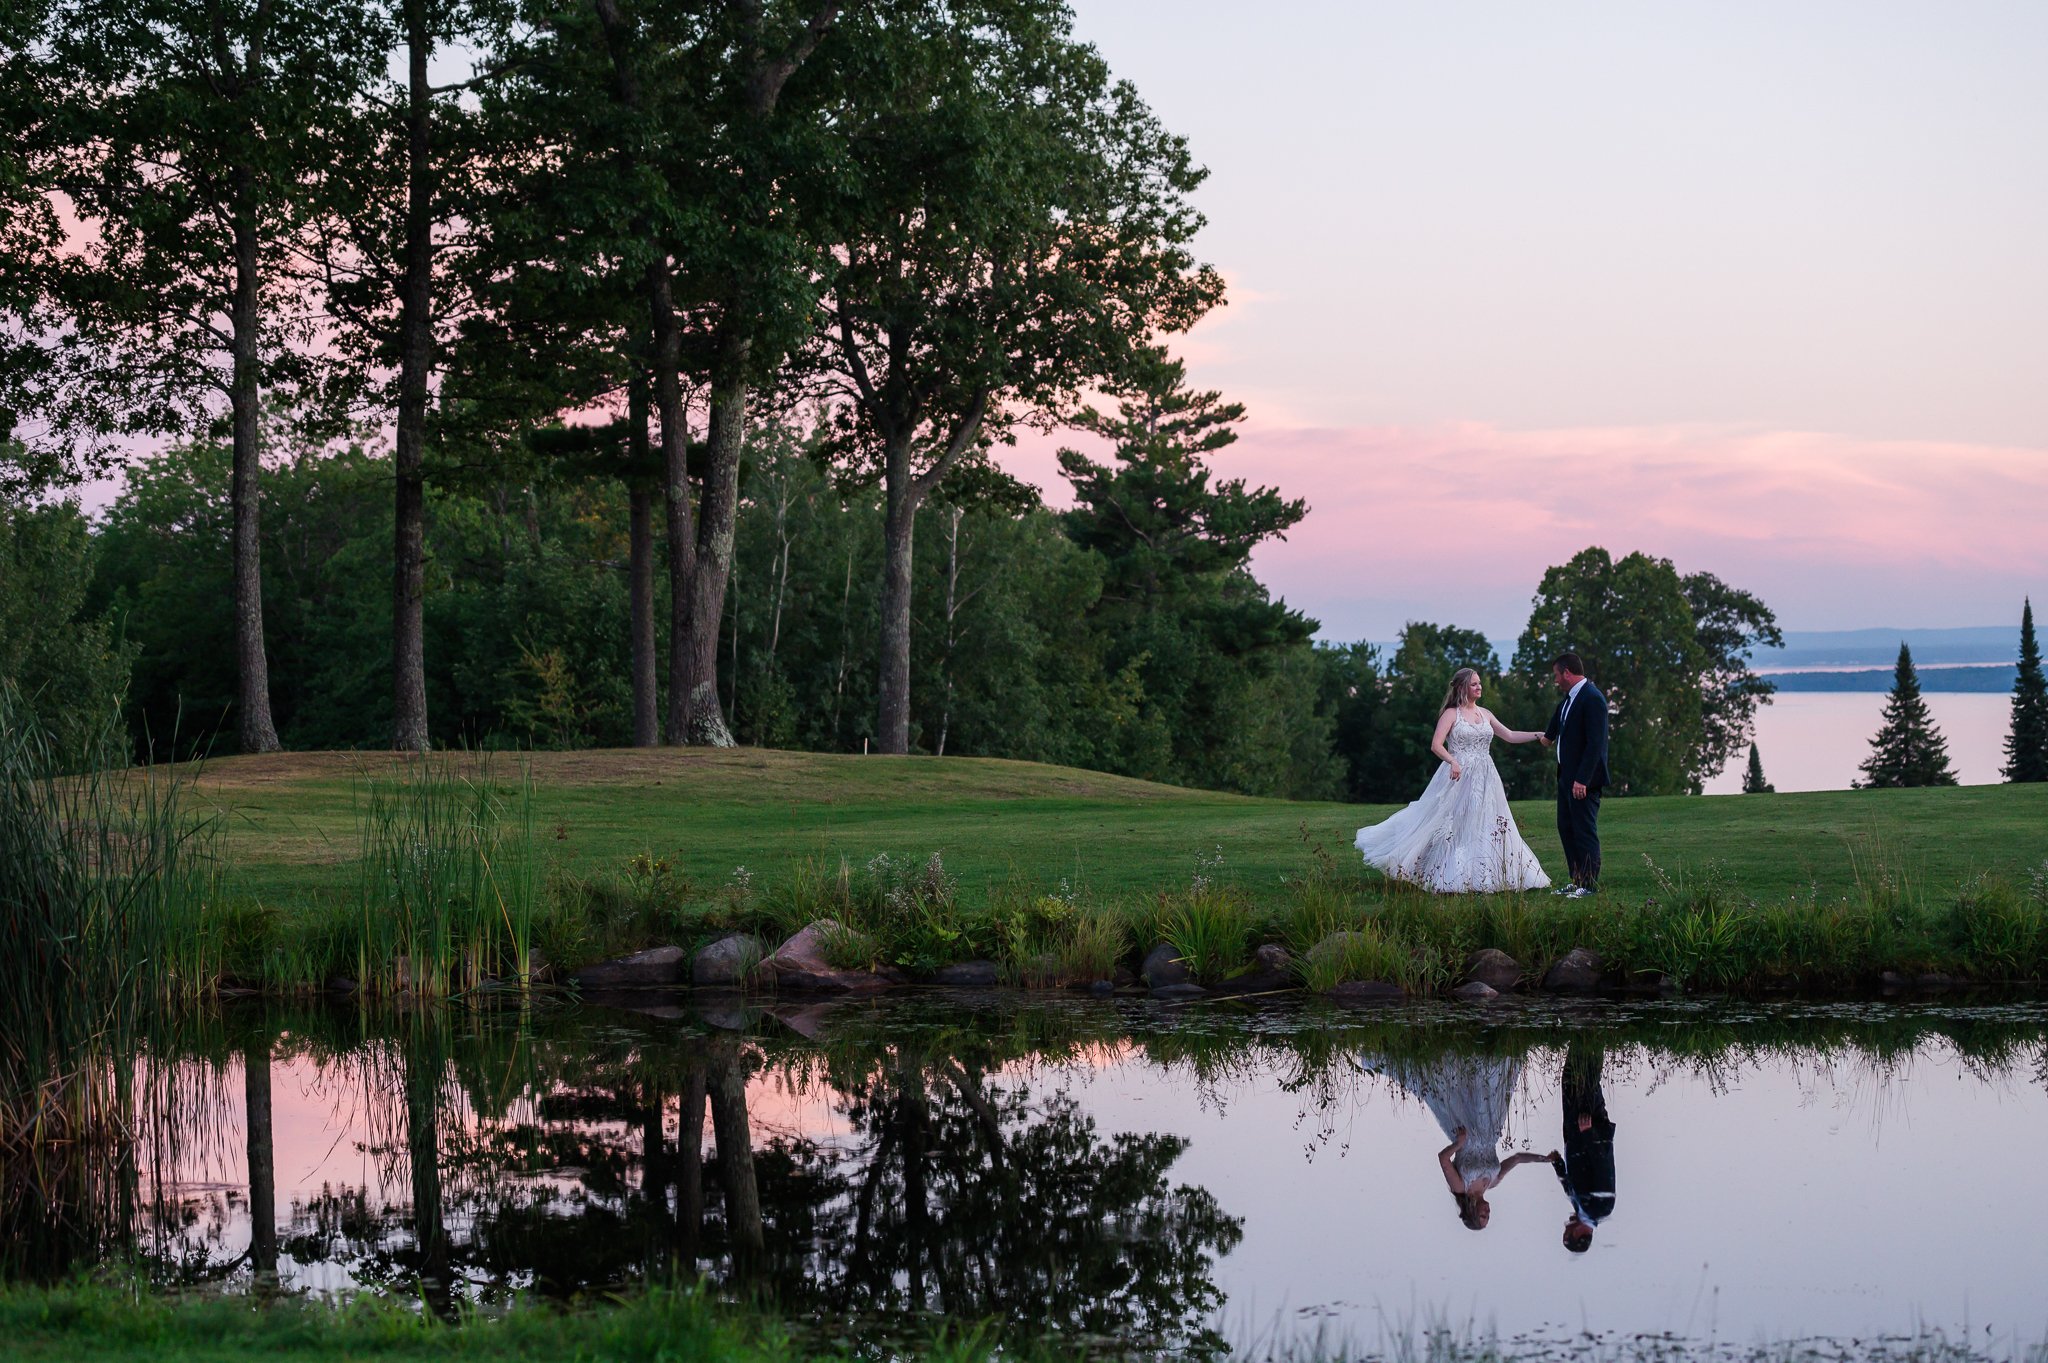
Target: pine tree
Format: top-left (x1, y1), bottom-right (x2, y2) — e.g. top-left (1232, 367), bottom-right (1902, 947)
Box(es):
top-left (2003, 598), bottom-right (2048, 783)
top-left (1857, 643), bottom-right (1958, 788)
top-left (1742, 742), bottom-right (1773, 794)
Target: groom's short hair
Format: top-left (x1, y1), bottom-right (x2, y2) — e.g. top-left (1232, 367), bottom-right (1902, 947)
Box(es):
top-left (1553, 652), bottom-right (1586, 676)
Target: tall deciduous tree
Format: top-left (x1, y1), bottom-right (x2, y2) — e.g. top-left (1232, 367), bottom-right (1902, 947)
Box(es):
top-left (553, 0), bottom-right (841, 747)
top-left (35, 0), bottom-right (377, 752)
top-left (819, 0), bottom-right (1221, 754)
top-left (1512, 547), bottom-right (1776, 796)
top-left (2003, 598), bottom-right (2047, 783)
top-left (0, 3), bottom-right (63, 480)
top-left (319, 0), bottom-right (508, 751)
top-left (1857, 643), bottom-right (1957, 789)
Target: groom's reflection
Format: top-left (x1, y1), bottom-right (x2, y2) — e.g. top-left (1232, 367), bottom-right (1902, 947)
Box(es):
top-left (1549, 1039), bottom-right (1615, 1251)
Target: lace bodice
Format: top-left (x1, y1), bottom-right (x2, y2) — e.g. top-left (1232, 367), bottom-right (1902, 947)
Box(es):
top-left (1446, 714), bottom-right (1494, 760)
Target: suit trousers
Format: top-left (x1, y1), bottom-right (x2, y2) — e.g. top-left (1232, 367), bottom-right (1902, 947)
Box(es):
top-left (1555, 775), bottom-right (1602, 889)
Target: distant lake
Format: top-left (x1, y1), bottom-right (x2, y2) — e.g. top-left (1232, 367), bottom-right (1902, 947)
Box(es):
top-left (1703, 692), bottom-right (2015, 794)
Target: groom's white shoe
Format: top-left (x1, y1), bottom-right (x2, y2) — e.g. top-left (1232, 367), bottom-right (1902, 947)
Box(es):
top-left (1561, 885), bottom-right (1594, 899)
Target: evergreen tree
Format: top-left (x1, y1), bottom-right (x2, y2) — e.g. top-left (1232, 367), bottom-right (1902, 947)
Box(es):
top-left (1741, 742), bottom-right (1773, 794)
top-left (1857, 643), bottom-right (1957, 788)
top-left (2002, 598), bottom-right (2048, 783)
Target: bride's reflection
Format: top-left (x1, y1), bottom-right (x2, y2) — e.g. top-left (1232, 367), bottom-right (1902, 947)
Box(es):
top-left (1369, 1050), bottom-right (1552, 1230)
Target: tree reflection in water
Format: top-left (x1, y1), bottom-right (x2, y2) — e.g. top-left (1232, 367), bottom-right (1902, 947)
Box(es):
top-left (4, 995), bottom-right (2046, 1354)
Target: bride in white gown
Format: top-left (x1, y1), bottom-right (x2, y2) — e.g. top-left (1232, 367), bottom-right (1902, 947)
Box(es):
top-left (1354, 668), bottom-right (1551, 893)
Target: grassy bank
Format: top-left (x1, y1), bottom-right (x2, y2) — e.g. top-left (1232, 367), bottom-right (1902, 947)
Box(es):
top-left (0, 1282), bottom-right (831, 1363)
top-left (93, 748), bottom-right (2048, 996)
top-left (3, 1281), bottom-right (2037, 1363)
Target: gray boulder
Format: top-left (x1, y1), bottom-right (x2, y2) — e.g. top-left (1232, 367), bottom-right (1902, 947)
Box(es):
top-left (1326, 980), bottom-right (1405, 1006)
top-left (1462, 948), bottom-right (1523, 993)
top-left (1150, 982), bottom-right (1209, 1001)
top-left (1215, 943), bottom-right (1296, 996)
top-left (1141, 942), bottom-right (1192, 989)
top-left (933, 959), bottom-right (1002, 987)
top-left (1452, 980), bottom-right (1500, 1003)
top-left (692, 933), bottom-right (766, 988)
top-left (1540, 947), bottom-right (1604, 993)
top-left (573, 945), bottom-right (688, 990)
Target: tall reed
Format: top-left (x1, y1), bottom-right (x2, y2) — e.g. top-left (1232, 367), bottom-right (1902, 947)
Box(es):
top-left (350, 755), bottom-right (539, 997)
top-left (0, 690), bottom-right (215, 1154)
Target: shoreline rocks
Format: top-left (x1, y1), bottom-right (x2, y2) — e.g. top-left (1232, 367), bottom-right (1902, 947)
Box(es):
top-left (1540, 947), bottom-right (1603, 993)
top-left (572, 945), bottom-right (687, 990)
top-left (1462, 948), bottom-right (1523, 993)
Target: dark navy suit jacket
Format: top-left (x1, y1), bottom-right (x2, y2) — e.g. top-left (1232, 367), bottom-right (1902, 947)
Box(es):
top-left (1544, 680), bottom-right (1611, 789)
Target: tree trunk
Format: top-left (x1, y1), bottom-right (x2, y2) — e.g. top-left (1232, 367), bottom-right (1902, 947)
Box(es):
top-left (590, 0), bottom-right (695, 747)
top-left (390, 1), bottom-right (434, 753)
top-left (405, 1038), bottom-right (451, 1317)
top-left (707, 1046), bottom-right (762, 1273)
top-left (936, 504), bottom-right (963, 758)
top-left (628, 376), bottom-right (658, 747)
top-left (243, 1034), bottom-right (277, 1280)
top-left (228, 170), bottom-right (281, 755)
top-left (677, 1057), bottom-right (707, 1273)
top-left (876, 434), bottom-right (919, 754)
top-left (652, 275), bottom-right (694, 744)
top-left (680, 341), bottom-right (747, 746)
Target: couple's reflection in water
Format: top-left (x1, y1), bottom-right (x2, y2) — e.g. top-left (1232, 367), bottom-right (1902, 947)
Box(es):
top-left (1373, 1038), bottom-right (1615, 1247)
top-left (29, 996), bottom-right (2048, 1357)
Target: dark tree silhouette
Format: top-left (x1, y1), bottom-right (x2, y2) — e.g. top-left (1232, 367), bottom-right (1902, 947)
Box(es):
top-left (1858, 644), bottom-right (1957, 789)
top-left (2003, 598), bottom-right (2047, 783)
top-left (1741, 742), bottom-right (1773, 794)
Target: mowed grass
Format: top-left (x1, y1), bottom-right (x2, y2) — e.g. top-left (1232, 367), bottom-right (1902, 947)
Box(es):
top-left (183, 747), bottom-right (2048, 909)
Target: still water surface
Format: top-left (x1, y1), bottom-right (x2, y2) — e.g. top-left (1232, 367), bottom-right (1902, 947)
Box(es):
top-left (13, 995), bottom-right (2048, 1356)
top-left (1702, 692), bottom-right (2013, 794)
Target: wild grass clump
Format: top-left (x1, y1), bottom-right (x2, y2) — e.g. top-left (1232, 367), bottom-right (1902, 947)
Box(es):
top-left (0, 691), bottom-right (216, 1153)
top-left (1158, 888), bottom-right (1256, 984)
top-left (346, 755), bottom-right (540, 997)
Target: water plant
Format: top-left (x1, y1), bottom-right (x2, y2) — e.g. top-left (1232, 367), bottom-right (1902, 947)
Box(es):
top-left (0, 690), bottom-right (216, 1153)
top-left (349, 754), bottom-right (540, 997)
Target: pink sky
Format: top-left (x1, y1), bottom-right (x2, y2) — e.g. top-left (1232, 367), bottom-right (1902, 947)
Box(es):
top-left (1050, 1), bottom-right (2048, 641)
top-left (1007, 418), bottom-right (2048, 644)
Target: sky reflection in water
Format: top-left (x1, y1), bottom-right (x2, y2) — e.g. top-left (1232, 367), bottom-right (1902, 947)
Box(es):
top-left (17, 996), bottom-right (2048, 1356)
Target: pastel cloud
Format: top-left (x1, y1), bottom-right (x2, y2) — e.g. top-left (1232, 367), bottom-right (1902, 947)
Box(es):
top-left (1002, 422), bottom-right (2048, 642)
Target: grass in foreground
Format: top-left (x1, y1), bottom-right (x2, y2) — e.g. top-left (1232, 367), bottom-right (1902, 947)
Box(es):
top-left (70, 747), bottom-right (2048, 996)
top-left (3, 1282), bottom-right (2042, 1363)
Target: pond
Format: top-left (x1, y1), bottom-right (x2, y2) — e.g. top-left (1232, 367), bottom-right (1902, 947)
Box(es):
top-left (10, 993), bottom-right (2048, 1358)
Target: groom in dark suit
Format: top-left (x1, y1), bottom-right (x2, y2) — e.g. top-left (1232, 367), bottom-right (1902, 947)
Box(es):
top-left (1541, 652), bottom-right (1609, 897)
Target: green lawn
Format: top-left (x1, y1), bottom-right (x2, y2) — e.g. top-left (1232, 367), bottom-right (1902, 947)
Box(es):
top-left (190, 747), bottom-right (2048, 908)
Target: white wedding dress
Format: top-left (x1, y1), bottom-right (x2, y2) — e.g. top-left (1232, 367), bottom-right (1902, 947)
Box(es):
top-left (1364, 1051), bottom-right (1525, 1189)
top-left (1354, 714), bottom-right (1551, 893)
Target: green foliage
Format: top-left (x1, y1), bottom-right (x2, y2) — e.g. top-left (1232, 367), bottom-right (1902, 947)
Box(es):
top-left (1512, 546), bottom-right (1778, 796)
top-left (0, 691), bottom-right (218, 1152)
top-left (0, 499), bottom-right (134, 765)
top-left (1056, 349), bottom-right (1332, 797)
top-left (2003, 598), bottom-right (2048, 783)
top-left (1858, 644), bottom-right (1958, 789)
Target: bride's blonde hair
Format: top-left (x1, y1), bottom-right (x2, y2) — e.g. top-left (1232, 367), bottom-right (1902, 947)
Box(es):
top-left (1439, 667), bottom-right (1480, 714)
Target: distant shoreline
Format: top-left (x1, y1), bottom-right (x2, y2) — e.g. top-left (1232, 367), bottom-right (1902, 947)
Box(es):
top-left (1765, 664), bottom-right (2016, 693)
